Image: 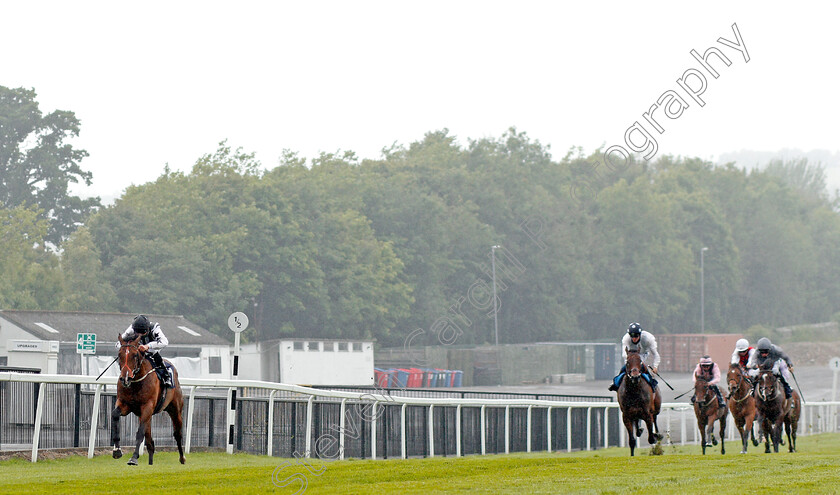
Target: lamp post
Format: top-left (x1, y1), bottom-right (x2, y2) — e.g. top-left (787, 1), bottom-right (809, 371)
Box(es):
top-left (491, 245), bottom-right (500, 346)
top-left (701, 247), bottom-right (709, 333)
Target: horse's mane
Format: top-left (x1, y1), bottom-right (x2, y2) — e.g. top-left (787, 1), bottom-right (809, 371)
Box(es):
top-left (759, 361), bottom-right (775, 371)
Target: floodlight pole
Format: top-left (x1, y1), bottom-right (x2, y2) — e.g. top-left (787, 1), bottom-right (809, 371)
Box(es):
top-left (491, 245), bottom-right (500, 346)
top-left (701, 247), bottom-right (709, 333)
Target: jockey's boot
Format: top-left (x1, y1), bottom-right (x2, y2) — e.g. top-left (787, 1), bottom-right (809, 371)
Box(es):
top-left (714, 386), bottom-right (725, 408)
top-left (781, 378), bottom-right (792, 399)
top-left (152, 353), bottom-right (174, 388)
top-left (690, 395), bottom-right (696, 404)
top-left (608, 373), bottom-right (623, 391)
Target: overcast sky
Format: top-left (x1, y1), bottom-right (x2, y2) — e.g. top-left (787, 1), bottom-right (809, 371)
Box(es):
top-left (5, 1), bottom-right (839, 201)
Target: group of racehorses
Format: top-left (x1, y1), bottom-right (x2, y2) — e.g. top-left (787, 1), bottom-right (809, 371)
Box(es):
top-left (618, 349), bottom-right (801, 456)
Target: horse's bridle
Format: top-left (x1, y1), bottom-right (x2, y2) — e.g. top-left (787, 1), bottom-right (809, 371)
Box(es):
top-left (728, 368), bottom-right (753, 403)
top-left (757, 371), bottom-right (778, 401)
top-left (694, 380), bottom-right (715, 408)
top-left (119, 343), bottom-right (156, 385)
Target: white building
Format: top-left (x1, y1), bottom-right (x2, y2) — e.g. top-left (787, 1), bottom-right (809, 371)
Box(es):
top-left (239, 338), bottom-right (374, 385)
top-left (0, 310), bottom-right (231, 379)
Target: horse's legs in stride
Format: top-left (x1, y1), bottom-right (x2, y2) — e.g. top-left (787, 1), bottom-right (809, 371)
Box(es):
top-left (166, 402), bottom-right (186, 464)
top-left (705, 417), bottom-right (716, 447)
top-left (623, 418), bottom-right (636, 456)
top-left (645, 415), bottom-right (657, 445)
top-left (111, 401), bottom-right (130, 459)
top-left (787, 418), bottom-right (797, 453)
top-left (145, 422), bottom-right (155, 465)
top-left (128, 405), bottom-right (154, 466)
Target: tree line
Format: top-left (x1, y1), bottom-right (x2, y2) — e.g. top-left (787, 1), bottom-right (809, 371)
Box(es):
top-left (3, 85), bottom-right (840, 346)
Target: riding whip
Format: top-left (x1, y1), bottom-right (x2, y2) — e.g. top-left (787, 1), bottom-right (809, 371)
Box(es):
top-left (673, 388), bottom-right (694, 400)
top-left (652, 369), bottom-right (674, 390)
top-left (96, 356), bottom-right (119, 381)
top-left (790, 370), bottom-right (806, 404)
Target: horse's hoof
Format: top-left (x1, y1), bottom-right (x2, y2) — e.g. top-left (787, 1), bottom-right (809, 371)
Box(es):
top-left (127, 458), bottom-right (138, 466)
top-left (712, 437), bottom-right (718, 446)
top-left (180, 457), bottom-right (186, 465)
top-left (112, 449), bottom-right (122, 459)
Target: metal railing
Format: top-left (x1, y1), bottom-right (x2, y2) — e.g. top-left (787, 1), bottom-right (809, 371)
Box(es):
top-left (1, 372), bottom-right (837, 462)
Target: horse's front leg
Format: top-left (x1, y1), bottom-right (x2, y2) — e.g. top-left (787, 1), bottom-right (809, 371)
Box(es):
top-left (128, 404), bottom-right (154, 466)
top-left (706, 416), bottom-right (717, 447)
top-left (111, 400), bottom-right (130, 459)
top-left (772, 419), bottom-right (783, 453)
top-left (645, 415), bottom-right (657, 445)
top-left (145, 421), bottom-right (155, 465)
top-left (623, 417), bottom-right (636, 456)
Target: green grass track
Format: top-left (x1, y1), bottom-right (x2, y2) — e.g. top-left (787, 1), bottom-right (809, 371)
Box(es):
top-left (3, 434), bottom-right (840, 494)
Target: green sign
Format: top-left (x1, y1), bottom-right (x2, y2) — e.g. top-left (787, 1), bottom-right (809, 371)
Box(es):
top-left (77, 333), bottom-right (96, 354)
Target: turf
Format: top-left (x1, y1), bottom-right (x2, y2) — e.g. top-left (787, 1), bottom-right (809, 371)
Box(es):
top-left (2, 434), bottom-right (840, 494)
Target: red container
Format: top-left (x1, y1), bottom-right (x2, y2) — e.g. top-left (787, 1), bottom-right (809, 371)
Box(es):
top-left (406, 368), bottom-right (423, 388)
top-left (658, 334), bottom-right (743, 373)
top-left (374, 368), bottom-right (392, 388)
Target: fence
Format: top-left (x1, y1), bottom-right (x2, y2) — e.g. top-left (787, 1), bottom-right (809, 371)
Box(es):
top-left (1, 372), bottom-right (838, 463)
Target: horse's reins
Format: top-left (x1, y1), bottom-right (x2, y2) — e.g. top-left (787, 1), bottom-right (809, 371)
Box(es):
top-left (757, 372), bottom-right (778, 401)
top-left (694, 381), bottom-right (715, 408)
top-left (119, 343), bottom-right (156, 385)
top-left (728, 371), bottom-right (753, 403)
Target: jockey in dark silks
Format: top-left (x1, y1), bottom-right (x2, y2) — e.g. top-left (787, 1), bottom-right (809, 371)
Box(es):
top-left (747, 337), bottom-right (793, 399)
top-left (609, 322), bottom-right (660, 392)
top-left (115, 315), bottom-right (174, 388)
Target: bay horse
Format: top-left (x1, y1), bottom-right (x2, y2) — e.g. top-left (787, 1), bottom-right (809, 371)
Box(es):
top-left (112, 334), bottom-right (186, 465)
top-left (617, 348), bottom-right (662, 456)
top-left (692, 377), bottom-right (727, 455)
top-left (726, 363), bottom-right (757, 453)
top-left (754, 369), bottom-right (800, 453)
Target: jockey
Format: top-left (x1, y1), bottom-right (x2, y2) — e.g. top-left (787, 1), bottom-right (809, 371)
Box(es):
top-left (730, 338), bottom-right (755, 369)
top-left (115, 315), bottom-right (173, 388)
top-left (691, 355), bottom-right (725, 408)
top-left (608, 322), bottom-right (660, 392)
top-left (747, 337), bottom-right (793, 399)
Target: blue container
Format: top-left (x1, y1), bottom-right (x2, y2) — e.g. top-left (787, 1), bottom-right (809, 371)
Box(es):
top-left (452, 370), bottom-right (463, 387)
top-left (437, 369), bottom-right (451, 388)
top-left (394, 369), bottom-right (410, 388)
top-left (423, 369), bottom-right (438, 388)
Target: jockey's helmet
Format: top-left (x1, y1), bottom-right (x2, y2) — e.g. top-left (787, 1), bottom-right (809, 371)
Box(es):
top-left (756, 337), bottom-right (772, 353)
top-left (699, 355), bottom-right (713, 366)
top-left (735, 338), bottom-right (749, 352)
top-left (132, 314), bottom-right (151, 334)
top-left (627, 322), bottom-right (642, 337)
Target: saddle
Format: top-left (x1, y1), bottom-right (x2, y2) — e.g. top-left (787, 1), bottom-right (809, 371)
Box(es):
top-left (144, 355), bottom-right (174, 386)
top-left (144, 355), bottom-right (173, 413)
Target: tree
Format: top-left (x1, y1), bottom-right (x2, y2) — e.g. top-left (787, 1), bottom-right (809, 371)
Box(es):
top-left (60, 227), bottom-right (118, 311)
top-left (0, 205), bottom-right (63, 308)
top-left (0, 86), bottom-right (100, 244)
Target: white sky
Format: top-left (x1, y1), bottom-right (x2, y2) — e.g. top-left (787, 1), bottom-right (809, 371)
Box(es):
top-left (4, 1), bottom-right (840, 201)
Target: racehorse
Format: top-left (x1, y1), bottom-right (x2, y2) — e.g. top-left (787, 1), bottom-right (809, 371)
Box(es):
top-left (692, 377), bottom-right (727, 455)
top-left (754, 369), bottom-right (799, 453)
top-left (726, 363), bottom-right (757, 453)
top-left (112, 334), bottom-right (186, 465)
top-left (617, 348), bottom-right (662, 456)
